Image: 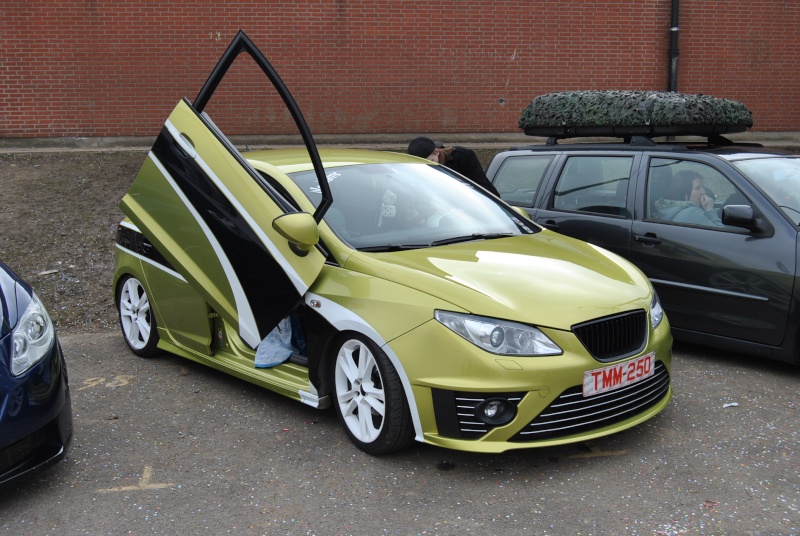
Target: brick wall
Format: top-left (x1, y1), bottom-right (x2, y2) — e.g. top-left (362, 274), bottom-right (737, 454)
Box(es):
top-left (1, 0), bottom-right (797, 139)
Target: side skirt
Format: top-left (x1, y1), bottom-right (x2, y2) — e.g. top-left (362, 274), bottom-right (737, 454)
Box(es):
top-left (155, 334), bottom-right (330, 409)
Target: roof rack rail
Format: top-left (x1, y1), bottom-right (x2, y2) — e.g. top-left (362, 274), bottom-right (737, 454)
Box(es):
top-left (545, 135), bottom-right (657, 146)
top-left (709, 134), bottom-right (733, 145)
top-left (536, 133), bottom-right (764, 148)
top-left (704, 134), bottom-right (763, 148)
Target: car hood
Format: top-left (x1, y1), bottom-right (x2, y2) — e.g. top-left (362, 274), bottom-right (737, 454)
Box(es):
top-left (342, 232), bottom-right (651, 330)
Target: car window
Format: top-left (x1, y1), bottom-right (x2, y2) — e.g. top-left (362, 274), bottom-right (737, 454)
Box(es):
top-left (552, 155), bottom-right (633, 216)
top-left (492, 154), bottom-right (554, 206)
top-left (646, 158), bottom-right (749, 228)
top-left (289, 162), bottom-right (537, 250)
top-left (732, 156), bottom-right (800, 225)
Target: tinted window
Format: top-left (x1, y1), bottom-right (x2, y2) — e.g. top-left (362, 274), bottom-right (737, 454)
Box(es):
top-left (492, 154), bottom-right (554, 206)
top-left (552, 155), bottom-right (633, 216)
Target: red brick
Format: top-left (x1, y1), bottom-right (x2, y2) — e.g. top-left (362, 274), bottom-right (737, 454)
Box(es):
top-left (0, 0), bottom-right (797, 138)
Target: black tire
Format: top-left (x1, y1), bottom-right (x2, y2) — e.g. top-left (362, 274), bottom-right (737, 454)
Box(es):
top-left (116, 275), bottom-right (160, 357)
top-left (330, 333), bottom-right (414, 455)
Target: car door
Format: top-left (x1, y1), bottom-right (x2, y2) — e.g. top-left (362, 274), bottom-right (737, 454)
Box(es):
top-left (630, 154), bottom-right (796, 348)
top-left (532, 153), bottom-right (639, 259)
top-left (120, 31), bottom-right (331, 350)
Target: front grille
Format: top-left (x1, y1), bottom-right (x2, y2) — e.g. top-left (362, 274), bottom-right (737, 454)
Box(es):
top-left (432, 390), bottom-right (524, 439)
top-left (511, 360), bottom-right (670, 442)
top-left (573, 310), bottom-right (647, 361)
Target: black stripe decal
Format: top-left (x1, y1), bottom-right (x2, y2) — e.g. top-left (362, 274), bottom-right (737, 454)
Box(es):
top-left (149, 127), bottom-right (299, 337)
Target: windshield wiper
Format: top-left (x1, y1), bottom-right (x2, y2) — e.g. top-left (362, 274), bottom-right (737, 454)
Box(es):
top-left (431, 233), bottom-right (515, 246)
top-left (358, 233), bottom-right (516, 251)
top-left (357, 243), bottom-right (430, 252)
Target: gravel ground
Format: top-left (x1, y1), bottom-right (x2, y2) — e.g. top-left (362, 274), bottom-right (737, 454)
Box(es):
top-left (0, 150), bottom-right (149, 332)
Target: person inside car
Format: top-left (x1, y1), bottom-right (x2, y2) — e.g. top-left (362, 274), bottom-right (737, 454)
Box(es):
top-left (654, 170), bottom-right (724, 227)
top-left (407, 136), bottom-right (501, 197)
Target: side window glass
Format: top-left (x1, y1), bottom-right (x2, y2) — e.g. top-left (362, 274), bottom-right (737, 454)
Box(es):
top-left (733, 158), bottom-right (800, 224)
top-left (647, 158), bottom-right (749, 229)
top-left (552, 156), bottom-right (633, 216)
top-left (492, 155), bottom-right (554, 206)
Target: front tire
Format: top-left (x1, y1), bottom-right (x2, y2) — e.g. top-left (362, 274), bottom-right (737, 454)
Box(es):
top-left (331, 334), bottom-right (414, 455)
top-left (116, 275), bottom-right (160, 357)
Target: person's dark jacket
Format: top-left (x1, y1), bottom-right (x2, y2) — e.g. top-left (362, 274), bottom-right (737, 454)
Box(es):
top-left (442, 147), bottom-right (500, 196)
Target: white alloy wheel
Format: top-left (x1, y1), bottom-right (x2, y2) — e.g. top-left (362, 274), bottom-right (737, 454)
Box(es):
top-left (117, 276), bottom-right (159, 356)
top-left (332, 334), bottom-right (413, 454)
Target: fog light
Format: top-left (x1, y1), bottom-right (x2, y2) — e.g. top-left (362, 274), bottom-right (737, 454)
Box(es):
top-left (476, 398), bottom-right (516, 426)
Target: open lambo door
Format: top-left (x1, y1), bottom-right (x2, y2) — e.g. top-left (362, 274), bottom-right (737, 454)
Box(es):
top-left (120, 31), bottom-right (332, 349)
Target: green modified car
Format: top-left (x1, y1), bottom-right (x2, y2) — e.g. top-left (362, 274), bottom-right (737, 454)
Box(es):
top-left (113, 32), bottom-right (672, 454)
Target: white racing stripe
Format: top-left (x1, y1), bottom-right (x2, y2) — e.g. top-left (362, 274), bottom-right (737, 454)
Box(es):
top-left (115, 243), bottom-right (187, 283)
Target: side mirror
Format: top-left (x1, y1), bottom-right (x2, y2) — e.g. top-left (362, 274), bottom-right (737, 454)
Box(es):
top-left (272, 212), bottom-right (319, 256)
top-left (721, 204), bottom-right (775, 237)
top-left (721, 204), bottom-right (756, 229)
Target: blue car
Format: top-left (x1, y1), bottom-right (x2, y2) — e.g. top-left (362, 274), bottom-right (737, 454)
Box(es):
top-left (0, 260), bottom-right (72, 486)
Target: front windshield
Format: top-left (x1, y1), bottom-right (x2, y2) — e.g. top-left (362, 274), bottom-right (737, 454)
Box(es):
top-left (731, 156), bottom-right (800, 224)
top-left (289, 162), bottom-right (536, 250)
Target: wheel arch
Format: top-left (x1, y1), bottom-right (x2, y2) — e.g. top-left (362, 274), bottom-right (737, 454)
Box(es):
top-left (305, 292), bottom-right (424, 442)
top-left (113, 239), bottom-right (184, 351)
top-left (113, 247), bottom-right (167, 332)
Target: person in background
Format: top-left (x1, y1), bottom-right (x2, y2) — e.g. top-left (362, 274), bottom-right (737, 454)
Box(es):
top-left (654, 170), bottom-right (724, 227)
top-left (407, 136), bottom-right (500, 196)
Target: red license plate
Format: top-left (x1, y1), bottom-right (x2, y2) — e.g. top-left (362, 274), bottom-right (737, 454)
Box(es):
top-left (583, 352), bottom-right (655, 397)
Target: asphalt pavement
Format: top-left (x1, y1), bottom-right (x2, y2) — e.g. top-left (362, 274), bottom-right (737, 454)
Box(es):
top-left (0, 330), bottom-right (798, 535)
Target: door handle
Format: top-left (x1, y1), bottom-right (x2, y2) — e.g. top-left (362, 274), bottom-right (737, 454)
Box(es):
top-left (176, 133), bottom-right (197, 159)
top-left (634, 233), bottom-right (662, 246)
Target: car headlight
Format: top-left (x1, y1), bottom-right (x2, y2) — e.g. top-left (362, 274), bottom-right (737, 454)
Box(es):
top-left (435, 310), bottom-right (562, 356)
top-left (11, 293), bottom-right (55, 376)
top-left (650, 292), bottom-right (664, 330)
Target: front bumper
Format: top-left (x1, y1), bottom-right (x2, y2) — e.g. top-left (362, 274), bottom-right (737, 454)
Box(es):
top-left (0, 339), bottom-right (73, 487)
top-left (390, 316), bottom-right (673, 453)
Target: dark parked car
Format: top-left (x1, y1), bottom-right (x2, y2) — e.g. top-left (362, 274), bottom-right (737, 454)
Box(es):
top-left (0, 260), bottom-right (72, 486)
top-left (486, 135), bottom-right (800, 364)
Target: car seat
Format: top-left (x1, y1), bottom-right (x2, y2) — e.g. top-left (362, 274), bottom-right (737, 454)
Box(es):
top-left (724, 191), bottom-right (749, 207)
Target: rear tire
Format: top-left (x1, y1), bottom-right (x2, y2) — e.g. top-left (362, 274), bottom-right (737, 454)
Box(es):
top-left (116, 275), bottom-right (160, 357)
top-left (331, 334), bottom-right (414, 454)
